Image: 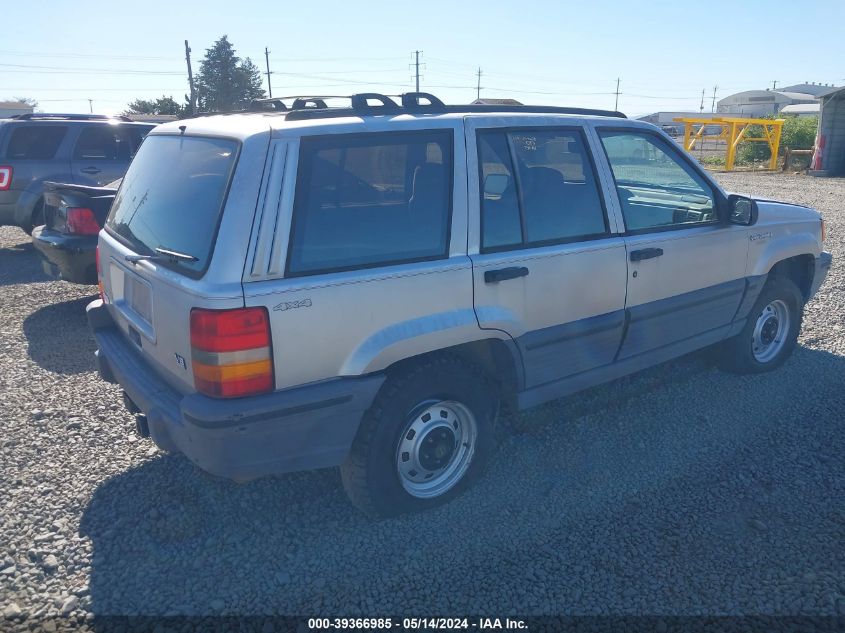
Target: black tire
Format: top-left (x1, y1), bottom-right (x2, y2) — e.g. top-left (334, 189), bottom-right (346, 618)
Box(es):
top-left (340, 354), bottom-right (498, 518)
top-left (22, 201), bottom-right (45, 235)
top-left (716, 276), bottom-right (803, 374)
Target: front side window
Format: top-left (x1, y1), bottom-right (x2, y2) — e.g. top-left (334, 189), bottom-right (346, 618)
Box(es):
top-left (598, 130), bottom-right (717, 232)
top-left (6, 126), bottom-right (67, 160)
top-left (478, 128), bottom-right (608, 251)
top-left (287, 130), bottom-right (453, 276)
top-left (74, 126), bottom-right (132, 161)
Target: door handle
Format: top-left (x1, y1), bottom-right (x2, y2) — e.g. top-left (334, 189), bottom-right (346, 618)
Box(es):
top-left (629, 248), bottom-right (664, 262)
top-left (484, 266), bottom-right (529, 283)
top-left (81, 167), bottom-right (101, 174)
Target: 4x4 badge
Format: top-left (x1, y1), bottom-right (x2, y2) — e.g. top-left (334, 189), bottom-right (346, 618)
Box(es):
top-left (273, 298), bottom-right (312, 312)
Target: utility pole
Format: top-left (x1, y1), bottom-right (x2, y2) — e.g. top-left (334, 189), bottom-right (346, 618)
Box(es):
top-left (185, 40), bottom-right (196, 115)
top-left (772, 80), bottom-right (778, 90)
top-left (614, 78), bottom-right (621, 111)
top-left (264, 46), bottom-right (273, 98)
top-left (414, 50), bottom-right (421, 93)
top-left (476, 67), bottom-right (483, 101)
top-left (711, 84), bottom-right (718, 112)
top-left (699, 88), bottom-right (705, 113)
top-left (88, 99), bottom-right (93, 113)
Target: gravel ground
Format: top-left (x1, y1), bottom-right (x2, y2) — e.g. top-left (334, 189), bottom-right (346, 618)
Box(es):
top-left (1, 172), bottom-right (844, 628)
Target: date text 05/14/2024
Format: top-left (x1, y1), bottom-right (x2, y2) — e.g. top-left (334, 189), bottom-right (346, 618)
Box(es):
top-left (307, 618), bottom-right (528, 630)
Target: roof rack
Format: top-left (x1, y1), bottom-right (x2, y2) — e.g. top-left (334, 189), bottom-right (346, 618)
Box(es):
top-left (10, 113), bottom-right (133, 122)
top-left (280, 92), bottom-right (626, 121)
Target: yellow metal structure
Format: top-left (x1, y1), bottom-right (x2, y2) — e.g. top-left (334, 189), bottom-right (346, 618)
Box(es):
top-left (673, 117), bottom-right (785, 171)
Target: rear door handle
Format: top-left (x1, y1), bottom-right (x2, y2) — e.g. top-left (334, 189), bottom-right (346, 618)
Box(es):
top-left (629, 248), bottom-right (664, 262)
top-left (81, 167), bottom-right (101, 175)
top-left (484, 266), bottom-right (529, 283)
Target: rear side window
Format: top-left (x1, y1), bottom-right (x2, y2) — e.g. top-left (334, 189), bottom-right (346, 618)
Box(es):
top-left (287, 130), bottom-right (453, 276)
top-left (106, 135), bottom-right (238, 277)
top-left (74, 126), bottom-right (132, 161)
top-left (478, 128), bottom-right (608, 251)
top-left (5, 126), bottom-right (67, 160)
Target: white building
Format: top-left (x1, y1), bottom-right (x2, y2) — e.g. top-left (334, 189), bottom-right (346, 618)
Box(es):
top-left (717, 90), bottom-right (817, 117)
top-left (780, 103), bottom-right (820, 117)
top-left (0, 101), bottom-right (35, 118)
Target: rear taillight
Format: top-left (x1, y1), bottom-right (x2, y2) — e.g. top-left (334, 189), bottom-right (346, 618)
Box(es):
top-left (190, 307), bottom-right (274, 398)
top-left (65, 207), bottom-right (100, 235)
top-left (95, 246), bottom-right (105, 302)
top-left (0, 166), bottom-right (11, 191)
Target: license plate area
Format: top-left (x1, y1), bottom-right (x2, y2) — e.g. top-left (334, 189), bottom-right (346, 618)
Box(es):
top-left (110, 261), bottom-right (156, 343)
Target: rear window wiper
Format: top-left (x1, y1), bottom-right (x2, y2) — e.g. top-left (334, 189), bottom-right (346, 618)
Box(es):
top-left (125, 246), bottom-right (198, 265)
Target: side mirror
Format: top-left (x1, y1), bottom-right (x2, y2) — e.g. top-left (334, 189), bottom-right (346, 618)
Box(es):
top-left (483, 173), bottom-right (510, 197)
top-left (728, 194), bottom-right (758, 226)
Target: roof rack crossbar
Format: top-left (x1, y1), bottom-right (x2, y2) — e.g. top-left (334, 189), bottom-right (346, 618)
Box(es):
top-left (400, 92), bottom-right (446, 109)
top-left (349, 93), bottom-right (400, 110)
top-left (248, 98), bottom-right (288, 112)
top-left (292, 98), bottom-right (328, 110)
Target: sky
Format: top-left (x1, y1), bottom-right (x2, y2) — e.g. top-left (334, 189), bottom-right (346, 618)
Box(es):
top-left (2, 0), bottom-right (844, 118)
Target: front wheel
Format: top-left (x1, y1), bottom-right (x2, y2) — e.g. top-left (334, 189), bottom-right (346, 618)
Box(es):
top-left (716, 276), bottom-right (803, 374)
top-left (340, 355), bottom-right (498, 518)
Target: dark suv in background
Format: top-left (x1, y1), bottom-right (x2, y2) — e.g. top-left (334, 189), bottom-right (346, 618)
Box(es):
top-left (0, 114), bottom-right (154, 233)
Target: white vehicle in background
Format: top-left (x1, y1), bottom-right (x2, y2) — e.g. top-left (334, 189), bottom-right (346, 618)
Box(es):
top-left (86, 92), bottom-right (831, 516)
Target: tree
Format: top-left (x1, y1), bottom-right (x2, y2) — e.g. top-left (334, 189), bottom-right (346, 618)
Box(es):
top-left (123, 95), bottom-right (184, 116)
top-left (13, 96), bottom-right (38, 109)
top-left (195, 35), bottom-right (265, 112)
top-left (737, 114), bottom-right (819, 165)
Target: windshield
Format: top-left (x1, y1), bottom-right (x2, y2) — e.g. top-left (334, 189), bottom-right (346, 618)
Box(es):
top-left (106, 134), bottom-right (238, 276)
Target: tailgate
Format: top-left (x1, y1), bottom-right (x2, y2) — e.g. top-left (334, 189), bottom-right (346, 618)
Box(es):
top-left (96, 133), bottom-right (247, 393)
top-left (99, 232), bottom-right (244, 393)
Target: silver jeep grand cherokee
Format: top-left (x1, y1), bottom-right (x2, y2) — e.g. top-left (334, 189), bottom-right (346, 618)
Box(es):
top-left (87, 93), bottom-right (832, 517)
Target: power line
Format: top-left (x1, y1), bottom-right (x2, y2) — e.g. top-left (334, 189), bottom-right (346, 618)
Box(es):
top-left (0, 62), bottom-right (183, 75)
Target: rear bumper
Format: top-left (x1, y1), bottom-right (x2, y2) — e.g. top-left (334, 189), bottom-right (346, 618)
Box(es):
top-left (86, 300), bottom-right (384, 481)
top-left (808, 251), bottom-right (832, 300)
top-left (31, 226), bottom-right (97, 284)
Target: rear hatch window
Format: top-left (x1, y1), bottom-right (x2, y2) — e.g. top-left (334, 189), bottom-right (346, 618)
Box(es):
top-left (105, 135), bottom-right (238, 277)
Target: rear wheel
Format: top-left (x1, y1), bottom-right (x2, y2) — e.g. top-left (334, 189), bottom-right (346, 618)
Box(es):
top-left (341, 355), bottom-right (498, 518)
top-left (716, 276), bottom-right (803, 374)
top-left (22, 200), bottom-right (45, 235)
